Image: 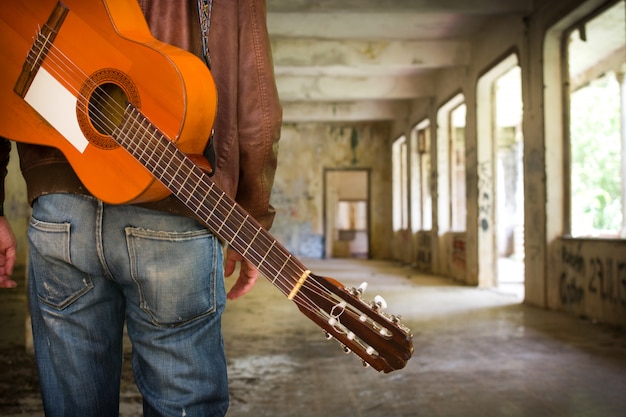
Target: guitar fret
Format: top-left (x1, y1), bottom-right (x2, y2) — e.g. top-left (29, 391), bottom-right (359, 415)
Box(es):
top-left (184, 162), bottom-right (199, 193)
top-left (218, 202), bottom-right (236, 235)
top-left (196, 182), bottom-right (216, 222)
top-left (181, 165), bottom-right (200, 202)
top-left (243, 226), bottom-right (262, 257)
top-left (133, 116), bottom-right (150, 161)
top-left (115, 107), bottom-right (133, 145)
top-left (125, 109), bottom-right (143, 156)
top-left (158, 141), bottom-right (176, 181)
top-left (273, 254), bottom-right (292, 285)
top-left (209, 191), bottom-right (225, 226)
top-left (230, 214), bottom-right (248, 245)
top-left (168, 155), bottom-right (184, 187)
top-left (185, 177), bottom-right (200, 205)
top-left (159, 144), bottom-right (177, 185)
top-left (144, 128), bottom-right (164, 173)
top-left (258, 240), bottom-right (276, 271)
top-left (152, 131), bottom-right (168, 176)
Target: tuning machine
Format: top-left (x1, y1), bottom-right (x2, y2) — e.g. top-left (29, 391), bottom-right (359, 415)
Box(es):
top-left (371, 295), bottom-right (387, 311)
top-left (349, 282), bottom-right (368, 298)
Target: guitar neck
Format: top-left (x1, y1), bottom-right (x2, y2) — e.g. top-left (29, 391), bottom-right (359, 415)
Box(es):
top-left (114, 104), bottom-right (307, 298)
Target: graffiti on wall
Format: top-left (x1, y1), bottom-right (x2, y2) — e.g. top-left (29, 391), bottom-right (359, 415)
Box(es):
top-left (451, 235), bottom-right (466, 272)
top-left (478, 161), bottom-right (492, 232)
top-left (416, 232), bottom-right (432, 272)
top-left (559, 245), bottom-right (626, 307)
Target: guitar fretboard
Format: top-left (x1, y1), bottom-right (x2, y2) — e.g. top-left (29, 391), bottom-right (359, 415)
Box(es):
top-left (113, 104), bottom-right (307, 299)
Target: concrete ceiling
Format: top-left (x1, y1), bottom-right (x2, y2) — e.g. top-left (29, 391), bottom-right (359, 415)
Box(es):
top-left (266, 0), bottom-right (534, 123)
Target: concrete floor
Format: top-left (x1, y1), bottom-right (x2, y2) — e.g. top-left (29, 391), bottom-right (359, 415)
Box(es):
top-left (1, 258), bottom-right (626, 416)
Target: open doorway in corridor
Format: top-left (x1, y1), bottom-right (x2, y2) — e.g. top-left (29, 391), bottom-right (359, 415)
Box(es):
top-left (477, 55), bottom-right (525, 299)
top-left (495, 66), bottom-right (525, 297)
top-left (324, 169), bottom-right (370, 258)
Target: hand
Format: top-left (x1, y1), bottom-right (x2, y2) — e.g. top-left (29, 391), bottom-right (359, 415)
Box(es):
top-left (224, 246), bottom-right (259, 300)
top-left (0, 217), bottom-right (17, 289)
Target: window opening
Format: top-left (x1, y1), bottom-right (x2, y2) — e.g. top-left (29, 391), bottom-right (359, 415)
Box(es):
top-left (566, 0), bottom-right (625, 237)
top-left (392, 136), bottom-right (409, 231)
top-left (410, 121), bottom-right (432, 231)
top-left (450, 104), bottom-right (467, 231)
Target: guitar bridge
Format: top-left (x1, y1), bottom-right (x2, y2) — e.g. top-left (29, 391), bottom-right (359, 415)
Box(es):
top-left (14, 1), bottom-right (69, 98)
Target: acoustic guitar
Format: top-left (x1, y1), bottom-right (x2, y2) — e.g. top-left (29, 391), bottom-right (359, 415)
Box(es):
top-left (0, 0), bottom-right (413, 373)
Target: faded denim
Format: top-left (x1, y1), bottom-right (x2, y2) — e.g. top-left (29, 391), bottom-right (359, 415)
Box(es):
top-left (28, 193), bottom-right (228, 417)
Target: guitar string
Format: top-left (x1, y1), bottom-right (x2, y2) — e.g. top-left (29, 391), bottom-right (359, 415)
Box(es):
top-left (26, 44), bottom-right (398, 366)
top-left (26, 35), bottom-right (376, 324)
top-left (27, 34), bottom-right (412, 367)
top-left (117, 110), bottom-right (349, 314)
top-left (23, 38), bottom-right (366, 326)
top-left (23, 39), bottom-right (303, 300)
top-left (115, 110), bottom-right (399, 358)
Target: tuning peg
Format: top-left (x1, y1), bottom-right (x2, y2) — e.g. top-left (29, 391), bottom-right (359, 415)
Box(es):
top-left (379, 327), bottom-right (393, 337)
top-left (372, 295), bottom-right (387, 310)
top-left (349, 282), bottom-right (369, 297)
top-left (324, 331), bottom-right (333, 340)
top-left (342, 345), bottom-right (352, 354)
top-left (362, 360), bottom-right (370, 368)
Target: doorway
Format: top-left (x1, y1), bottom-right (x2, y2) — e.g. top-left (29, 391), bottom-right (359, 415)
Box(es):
top-left (477, 55), bottom-right (525, 299)
top-left (324, 169), bottom-right (370, 258)
top-left (495, 66), bottom-right (525, 298)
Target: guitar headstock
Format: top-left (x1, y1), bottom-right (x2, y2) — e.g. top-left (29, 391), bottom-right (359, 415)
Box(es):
top-left (292, 273), bottom-right (414, 373)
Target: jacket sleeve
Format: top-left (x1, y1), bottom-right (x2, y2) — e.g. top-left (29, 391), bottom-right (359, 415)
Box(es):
top-left (234, 0), bottom-right (282, 231)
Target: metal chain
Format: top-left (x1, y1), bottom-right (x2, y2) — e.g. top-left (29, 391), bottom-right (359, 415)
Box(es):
top-left (197, 0), bottom-right (213, 68)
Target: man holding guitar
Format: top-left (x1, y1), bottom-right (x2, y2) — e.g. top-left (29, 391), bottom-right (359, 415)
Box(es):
top-left (0, 0), bottom-right (282, 416)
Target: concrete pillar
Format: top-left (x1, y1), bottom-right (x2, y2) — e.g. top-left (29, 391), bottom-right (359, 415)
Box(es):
top-left (619, 71), bottom-right (626, 237)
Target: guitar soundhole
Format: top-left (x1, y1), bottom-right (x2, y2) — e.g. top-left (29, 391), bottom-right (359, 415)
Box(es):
top-left (89, 83), bottom-right (127, 137)
top-left (77, 68), bottom-right (141, 150)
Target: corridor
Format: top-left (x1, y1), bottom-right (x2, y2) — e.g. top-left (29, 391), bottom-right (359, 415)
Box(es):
top-left (1, 258), bottom-right (625, 416)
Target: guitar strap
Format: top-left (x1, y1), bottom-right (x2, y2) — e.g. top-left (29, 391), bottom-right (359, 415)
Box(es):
top-left (197, 0), bottom-right (216, 175)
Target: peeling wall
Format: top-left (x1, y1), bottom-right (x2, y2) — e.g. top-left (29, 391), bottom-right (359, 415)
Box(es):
top-left (269, 123), bottom-right (392, 259)
top-left (414, 230), bottom-right (433, 272)
top-left (440, 232), bottom-right (467, 282)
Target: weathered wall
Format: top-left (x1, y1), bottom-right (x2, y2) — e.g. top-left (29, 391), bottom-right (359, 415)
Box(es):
top-left (269, 123), bottom-right (393, 259)
top-left (440, 232), bottom-right (467, 282)
top-left (550, 238), bottom-right (626, 328)
top-left (414, 230), bottom-right (433, 272)
top-left (391, 14), bottom-right (527, 286)
top-left (386, 0), bottom-right (626, 329)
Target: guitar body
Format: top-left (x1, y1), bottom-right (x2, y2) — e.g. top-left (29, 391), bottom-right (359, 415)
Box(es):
top-left (0, 0), bottom-right (217, 204)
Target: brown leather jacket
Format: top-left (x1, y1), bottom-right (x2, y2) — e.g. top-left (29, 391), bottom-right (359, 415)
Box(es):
top-left (3, 0), bottom-right (281, 230)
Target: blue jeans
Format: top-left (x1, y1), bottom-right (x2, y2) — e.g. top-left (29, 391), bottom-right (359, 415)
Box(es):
top-left (28, 194), bottom-right (228, 416)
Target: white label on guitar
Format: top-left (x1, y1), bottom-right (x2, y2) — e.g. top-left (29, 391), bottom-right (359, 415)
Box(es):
top-left (24, 68), bottom-right (89, 153)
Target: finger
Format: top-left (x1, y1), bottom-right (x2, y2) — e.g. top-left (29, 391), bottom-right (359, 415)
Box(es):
top-left (227, 265), bottom-right (259, 300)
top-left (224, 247), bottom-right (243, 277)
top-left (224, 256), bottom-right (236, 277)
top-left (0, 277), bottom-right (17, 289)
top-left (4, 246), bottom-right (16, 277)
